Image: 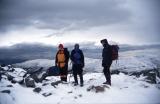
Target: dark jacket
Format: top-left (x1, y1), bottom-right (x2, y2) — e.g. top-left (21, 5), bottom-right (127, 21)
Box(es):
top-left (102, 45), bottom-right (112, 67)
top-left (55, 48), bottom-right (70, 66)
top-left (71, 49), bottom-right (84, 67)
top-left (64, 48), bottom-right (70, 64)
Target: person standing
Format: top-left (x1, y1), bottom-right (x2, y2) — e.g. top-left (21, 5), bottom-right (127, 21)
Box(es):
top-left (100, 39), bottom-right (112, 86)
top-left (71, 44), bottom-right (84, 87)
top-left (55, 44), bottom-right (69, 82)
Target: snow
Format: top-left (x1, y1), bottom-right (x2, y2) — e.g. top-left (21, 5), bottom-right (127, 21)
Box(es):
top-left (15, 59), bottom-right (55, 70)
top-left (1, 47), bottom-right (160, 104)
top-left (14, 48), bottom-right (160, 73)
top-left (0, 73), bottom-right (160, 104)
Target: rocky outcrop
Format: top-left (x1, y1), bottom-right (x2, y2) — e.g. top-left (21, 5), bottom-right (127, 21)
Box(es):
top-left (25, 77), bottom-right (36, 88)
top-left (111, 68), bottom-right (160, 84)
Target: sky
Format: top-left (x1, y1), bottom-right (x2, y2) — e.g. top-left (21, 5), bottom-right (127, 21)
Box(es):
top-left (0, 0), bottom-right (159, 46)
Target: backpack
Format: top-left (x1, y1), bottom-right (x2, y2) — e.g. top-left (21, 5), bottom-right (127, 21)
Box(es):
top-left (47, 66), bottom-right (60, 76)
top-left (73, 50), bottom-right (82, 64)
top-left (57, 50), bottom-right (66, 68)
top-left (111, 45), bottom-right (119, 61)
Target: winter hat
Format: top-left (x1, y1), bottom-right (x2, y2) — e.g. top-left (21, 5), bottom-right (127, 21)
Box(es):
top-left (58, 44), bottom-right (64, 49)
top-left (100, 39), bottom-right (108, 44)
top-left (74, 43), bottom-right (79, 49)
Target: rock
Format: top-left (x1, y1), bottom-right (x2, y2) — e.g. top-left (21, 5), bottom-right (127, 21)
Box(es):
top-left (68, 91), bottom-right (73, 94)
top-left (27, 67), bottom-right (44, 83)
top-left (18, 79), bottom-right (24, 85)
top-left (33, 87), bottom-right (42, 93)
top-left (0, 67), bottom-right (3, 71)
top-left (11, 80), bottom-right (17, 84)
top-left (40, 73), bottom-right (48, 82)
top-left (87, 85), bottom-right (107, 93)
top-left (42, 83), bottom-right (49, 86)
top-left (129, 72), bottom-right (142, 77)
top-left (111, 70), bottom-right (120, 75)
top-left (78, 94), bottom-right (82, 97)
top-left (51, 81), bottom-right (62, 87)
top-left (0, 73), bottom-right (2, 81)
top-left (74, 96), bottom-right (78, 99)
top-left (1, 90), bottom-right (11, 94)
top-left (94, 86), bottom-right (105, 93)
top-left (145, 72), bottom-right (157, 84)
top-left (128, 69), bottom-right (159, 84)
top-left (6, 85), bottom-right (13, 87)
top-left (7, 75), bottom-right (14, 81)
top-left (30, 74), bottom-right (40, 83)
top-left (1, 64), bottom-right (6, 67)
top-left (42, 92), bottom-right (52, 97)
top-left (25, 77), bottom-right (36, 88)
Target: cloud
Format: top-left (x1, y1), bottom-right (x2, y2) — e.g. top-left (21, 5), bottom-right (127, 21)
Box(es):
top-left (0, 0), bottom-right (159, 45)
top-left (0, 0), bottom-right (131, 32)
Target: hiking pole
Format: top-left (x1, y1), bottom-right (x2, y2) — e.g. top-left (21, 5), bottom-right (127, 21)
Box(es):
top-left (68, 69), bottom-right (72, 83)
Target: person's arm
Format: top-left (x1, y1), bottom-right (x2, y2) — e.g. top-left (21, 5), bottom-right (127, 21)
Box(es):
top-left (109, 46), bottom-right (112, 62)
top-left (55, 51), bottom-right (58, 66)
top-left (70, 50), bottom-right (74, 62)
top-left (80, 50), bottom-right (85, 67)
top-left (65, 49), bottom-right (70, 63)
top-left (102, 48), bottom-right (107, 67)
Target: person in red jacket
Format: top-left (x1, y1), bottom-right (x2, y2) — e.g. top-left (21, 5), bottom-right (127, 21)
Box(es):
top-left (55, 44), bottom-right (69, 82)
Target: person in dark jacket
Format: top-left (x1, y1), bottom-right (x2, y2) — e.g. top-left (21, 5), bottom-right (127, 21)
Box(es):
top-left (71, 44), bottom-right (84, 87)
top-left (55, 44), bottom-right (70, 82)
top-left (101, 39), bottom-right (112, 85)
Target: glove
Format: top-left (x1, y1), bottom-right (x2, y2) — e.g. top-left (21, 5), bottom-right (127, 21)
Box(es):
top-left (102, 63), bottom-right (106, 67)
top-left (81, 63), bottom-right (84, 68)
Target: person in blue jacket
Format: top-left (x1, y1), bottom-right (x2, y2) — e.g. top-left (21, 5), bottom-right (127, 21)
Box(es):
top-left (71, 44), bottom-right (84, 87)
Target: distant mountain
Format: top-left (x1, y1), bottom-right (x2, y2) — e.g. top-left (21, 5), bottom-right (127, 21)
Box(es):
top-left (0, 43), bottom-right (160, 65)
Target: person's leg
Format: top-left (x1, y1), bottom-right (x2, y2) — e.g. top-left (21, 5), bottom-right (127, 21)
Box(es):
top-left (62, 65), bottom-right (68, 82)
top-left (78, 66), bottom-right (83, 86)
top-left (106, 67), bottom-right (111, 85)
top-left (73, 65), bottom-right (78, 85)
top-left (103, 63), bottom-right (112, 85)
top-left (103, 66), bottom-right (108, 83)
top-left (60, 68), bottom-right (66, 81)
top-left (107, 63), bottom-right (112, 85)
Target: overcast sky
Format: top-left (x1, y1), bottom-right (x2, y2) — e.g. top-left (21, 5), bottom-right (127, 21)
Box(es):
top-left (0, 0), bottom-right (159, 46)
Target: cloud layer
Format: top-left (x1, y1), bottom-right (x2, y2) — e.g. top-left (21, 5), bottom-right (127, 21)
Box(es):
top-left (0, 0), bottom-right (131, 31)
top-left (0, 0), bottom-right (159, 45)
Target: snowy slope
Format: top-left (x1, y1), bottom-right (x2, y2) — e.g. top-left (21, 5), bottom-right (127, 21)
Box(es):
top-left (1, 48), bottom-right (160, 104)
top-left (14, 48), bottom-right (160, 73)
top-left (14, 59), bottom-right (55, 70)
top-left (0, 72), bottom-right (160, 104)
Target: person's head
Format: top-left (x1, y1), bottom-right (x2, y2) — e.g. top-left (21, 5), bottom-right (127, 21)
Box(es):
top-left (74, 43), bottom-right (79, 50)
top-left (100, 39), bottom-right (109, 47)
top-left (58, 44), bottom-right (64, 50)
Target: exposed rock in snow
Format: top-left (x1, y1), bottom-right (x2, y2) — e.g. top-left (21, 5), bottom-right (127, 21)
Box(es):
top-left (1, 90), bottom-right (11, 94)
top-left (87, 85), bottom-right (109, 93)
top-left (33, 87), bottom-right (42, 93)
top-left (25, 77), bottom-right (35, 88)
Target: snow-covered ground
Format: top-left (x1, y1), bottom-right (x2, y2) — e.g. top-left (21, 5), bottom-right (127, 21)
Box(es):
top-left (1, 72), bottom-right (160, 104)
top-left (14, 48), bottom-right (160, 73)
top-left (1, 47), bottom-right (160, 104)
